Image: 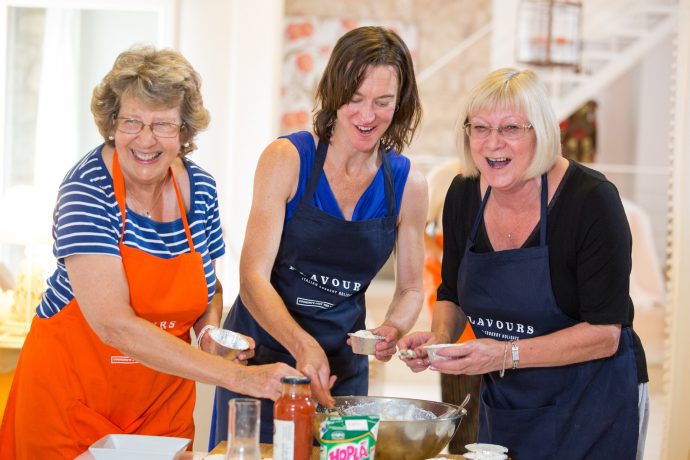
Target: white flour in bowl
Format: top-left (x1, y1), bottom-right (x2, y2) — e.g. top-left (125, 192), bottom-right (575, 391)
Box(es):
top-left (339, 402), bottom-right (436, 421)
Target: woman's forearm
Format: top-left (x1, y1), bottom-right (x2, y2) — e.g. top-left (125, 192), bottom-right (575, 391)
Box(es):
top-left (103, 311), bottom-right (242, 388)
top-left (511, 322), bottom-right (621, 369)
top-left (382, 286), bottom-right (423, 337)
top-left (239, 271), bottom-right (318, 356)
top-left (430, 300), bottom-right (466, 343)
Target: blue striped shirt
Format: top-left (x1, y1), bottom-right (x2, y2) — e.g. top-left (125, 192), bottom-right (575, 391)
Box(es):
top-left (37, 145), bottom-right (225, 318)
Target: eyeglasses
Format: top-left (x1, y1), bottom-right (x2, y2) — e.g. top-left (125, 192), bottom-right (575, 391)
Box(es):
top-left (463, 123), bottom-right (533, 140)
top-left (115, 117), bottom-right (184, 138)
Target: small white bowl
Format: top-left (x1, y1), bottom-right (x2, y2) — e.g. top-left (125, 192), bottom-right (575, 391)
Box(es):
top-left (208, 328), bottom-right (250, 360)
top-left (463, 452), bottom-right (508, 460)
top-left (348, 331), bottom-right (384, 355)
top-left (465, 443), bottom-right (509, 459)
top-left (88, 434), bottom-right (190, 460)
top-left (423, 343), bottom-right (463, 362)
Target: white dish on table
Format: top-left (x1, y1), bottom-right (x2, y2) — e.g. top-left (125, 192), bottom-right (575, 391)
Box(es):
top-left (88, 434), bottom-right (190, 460)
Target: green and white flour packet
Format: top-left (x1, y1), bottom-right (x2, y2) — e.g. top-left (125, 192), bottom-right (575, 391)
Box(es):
top-left (319, 415), bottom-right (380, 460)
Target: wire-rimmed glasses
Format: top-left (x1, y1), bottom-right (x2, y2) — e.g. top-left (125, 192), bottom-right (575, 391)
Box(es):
top-left (115, 117), bottom-right (184, 138)
top-left (463, 123), bottom-right (533, 140)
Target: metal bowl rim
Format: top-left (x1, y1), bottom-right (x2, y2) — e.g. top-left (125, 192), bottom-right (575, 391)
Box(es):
top-left (316, 395), bottom-right (464, 421)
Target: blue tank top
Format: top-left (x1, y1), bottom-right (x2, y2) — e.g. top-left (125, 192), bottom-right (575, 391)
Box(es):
top-left (282, 131), bottom-right (410, 223)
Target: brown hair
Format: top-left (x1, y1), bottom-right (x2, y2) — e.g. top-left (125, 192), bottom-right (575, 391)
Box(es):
top-left (91, 45), bottom-right (210, 156)
top-left (313, 26), bottom-right (422, 154)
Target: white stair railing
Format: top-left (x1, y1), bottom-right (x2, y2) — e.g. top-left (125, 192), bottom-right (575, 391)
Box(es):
top-left (529, 0), bottom-right (678, 119)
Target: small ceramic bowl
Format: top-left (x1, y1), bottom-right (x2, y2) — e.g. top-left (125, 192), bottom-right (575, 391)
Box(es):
top-left (348, 331), bottom-right (384, 355)
top-left (423, 343), bottom-right (463, 362)
top-left (463, 452), bottom-right (508, 460)
top-left (465, 443), bottom-right (509, 459)
top-left (208, 328), bottom-right (250, 360)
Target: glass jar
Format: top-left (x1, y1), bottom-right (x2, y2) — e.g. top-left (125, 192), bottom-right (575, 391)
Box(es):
top-left (226, 398), bottom-right (261, 460)
top-left (273, 376), bottom-right (314, 460)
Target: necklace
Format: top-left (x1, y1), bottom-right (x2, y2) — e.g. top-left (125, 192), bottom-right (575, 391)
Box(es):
top-left (127, 176), bottom-right (168, 218)
top-left (489, 202), bottom-right (537, 243)
top-left (505, 222), bottom-right (521, 240)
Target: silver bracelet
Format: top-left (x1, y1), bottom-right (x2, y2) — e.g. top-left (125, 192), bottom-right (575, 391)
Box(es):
top-left (196, 324), bottom-right (215, 349)
top-left (510, 340), bottom-right (520, 370)
top-left (500, 341), bottom-right (508, 378)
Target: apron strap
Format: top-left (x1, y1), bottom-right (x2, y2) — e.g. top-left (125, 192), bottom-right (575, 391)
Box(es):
top-left (380, 145), bottom-right (396, 218)
top-left (170, 169), bottom-right (197, 252)
top-left (469, 184), bottom-right (491, 243)
top-left (112, 150), bottom-right (128, 244)
top-left (470, 173), bottom-right (549, 246)
top-left (539, 173), bottom-right (548, 246)
top-left (111, 149), bottom-right (195, 252)
top-left (303, 139), bottom-right (328, 201)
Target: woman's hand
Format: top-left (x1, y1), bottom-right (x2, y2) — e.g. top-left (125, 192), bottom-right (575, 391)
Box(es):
top-left (232, 334), bottom-right (255, 365)
top-left (429, 338), bottom-right (503, 375)
top-left (198, 328), bottom-right (256, 365)
top-left (396, 331), bottom-right (437, 372)
top-left (234, 362), bottom-right (302, 401)
top-left (295, 340), bottom-right (336, 408)
top-left (369, 324), bottom-right (401, 362)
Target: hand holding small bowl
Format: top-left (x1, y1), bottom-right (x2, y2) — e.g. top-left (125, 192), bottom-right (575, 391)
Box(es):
top-left (423, 343), bottom-right (464, 362)
top-left (208, 328), bottom-right (252, 362)
top-left (347, 330), bottom-right (385, 355)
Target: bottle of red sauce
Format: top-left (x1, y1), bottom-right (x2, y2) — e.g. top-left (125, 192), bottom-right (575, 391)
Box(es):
top-left (273, 375), bottom-right (315, 460)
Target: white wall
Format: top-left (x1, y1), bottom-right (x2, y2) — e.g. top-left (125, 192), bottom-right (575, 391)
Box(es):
top-left (175, 0), bottom-right (285, 450)
top-left (664, 1), bottom-right (690, 456)
top-left (177, 0), bottom-right (285, 298)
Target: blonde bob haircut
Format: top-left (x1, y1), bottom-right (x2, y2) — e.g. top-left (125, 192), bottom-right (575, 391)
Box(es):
top-left (457, 68), bottom-right (561, 179)
top-left (91, 45), bottom-right (210, 156)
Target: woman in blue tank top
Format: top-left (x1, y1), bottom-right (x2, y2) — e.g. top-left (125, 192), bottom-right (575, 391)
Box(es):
top-left (211, 26), bottom-right (428, 445)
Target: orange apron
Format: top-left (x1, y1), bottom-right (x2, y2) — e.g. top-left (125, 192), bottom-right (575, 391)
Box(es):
top-left (423, 233), bottom-right (475, 343)
top-left (0, 150), bottom-right (208, 459)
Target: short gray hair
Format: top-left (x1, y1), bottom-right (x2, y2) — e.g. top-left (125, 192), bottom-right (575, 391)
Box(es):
top-left (91, 45), bottom-right (210, 156)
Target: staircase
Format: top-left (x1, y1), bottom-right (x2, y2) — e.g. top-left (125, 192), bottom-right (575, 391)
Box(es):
top-left (525, 0), bottom-right (675, 394)
top-left (517, 0), bottom-right (678, 120)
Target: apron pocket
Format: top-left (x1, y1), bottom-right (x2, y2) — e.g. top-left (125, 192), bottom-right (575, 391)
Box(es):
top-left (480, 389), bottom-right (559, 460)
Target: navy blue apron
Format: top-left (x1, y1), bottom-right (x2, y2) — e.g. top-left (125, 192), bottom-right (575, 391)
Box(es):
top-left (212, 139), bottom-right (398, 445)
top-left (457, 175), bottom-right (638, 460)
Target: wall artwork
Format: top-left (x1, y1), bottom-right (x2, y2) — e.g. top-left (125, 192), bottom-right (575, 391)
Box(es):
top-left (280, 17), bottom-right (418, 135)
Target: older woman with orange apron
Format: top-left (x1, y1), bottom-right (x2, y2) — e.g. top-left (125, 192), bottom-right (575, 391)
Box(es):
top-left (0, 46), bottom-right (294, 459)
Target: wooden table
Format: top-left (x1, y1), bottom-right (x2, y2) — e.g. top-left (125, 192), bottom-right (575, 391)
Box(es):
top-left (210, 441), bottom-right (466, 459)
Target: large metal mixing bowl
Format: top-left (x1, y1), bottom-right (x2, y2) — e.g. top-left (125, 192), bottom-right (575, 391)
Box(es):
top-left (314, 395), bottom-right (465, 460)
